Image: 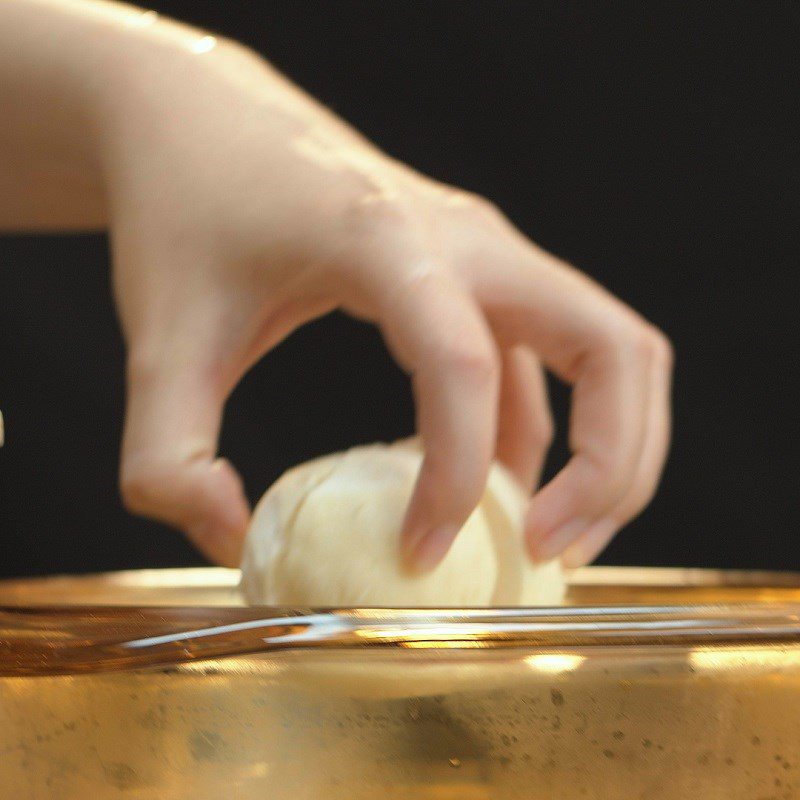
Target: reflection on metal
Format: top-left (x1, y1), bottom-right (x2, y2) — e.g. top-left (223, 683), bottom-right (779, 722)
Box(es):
top-left (2, 568), bottom-right (800, 798)
top-left (523, 653), bottom-right (586, 673)
top-left (688, 646), bottom-right (800, 672)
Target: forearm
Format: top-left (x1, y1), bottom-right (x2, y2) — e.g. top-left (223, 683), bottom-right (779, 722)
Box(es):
top-left (0, 0), bottom-right (232, 231)
top-left (0, 0), bottom-right (385, 234)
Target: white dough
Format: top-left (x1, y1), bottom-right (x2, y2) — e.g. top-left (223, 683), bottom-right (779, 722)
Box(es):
top-left (240, 439), bottom-right (565, 608)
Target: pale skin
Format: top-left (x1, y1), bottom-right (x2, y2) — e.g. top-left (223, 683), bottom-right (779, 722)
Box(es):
top-left (0, 0), bottom-right (673, 571)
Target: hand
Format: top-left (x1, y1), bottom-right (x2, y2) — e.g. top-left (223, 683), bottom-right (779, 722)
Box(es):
top-left (101, 33), bottom-right (672, 569)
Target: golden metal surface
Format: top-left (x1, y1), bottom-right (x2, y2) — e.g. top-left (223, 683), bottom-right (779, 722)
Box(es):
top-left (3, 565), bottom-right (800, 606)
top-left (1, 567), bottom-right (799, 799)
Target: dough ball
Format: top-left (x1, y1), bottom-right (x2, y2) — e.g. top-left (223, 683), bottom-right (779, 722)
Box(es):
top-left (240, 439), bottom-right (565, 608)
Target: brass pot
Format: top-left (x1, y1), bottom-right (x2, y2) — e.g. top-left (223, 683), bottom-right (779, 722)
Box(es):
top-left (1, 567), bottom-right (799, 799)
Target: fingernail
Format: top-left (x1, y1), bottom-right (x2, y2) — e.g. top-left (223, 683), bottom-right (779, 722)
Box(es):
top-left (530, 518), bottom-right (589, 561)
top-left (561, 544), bottom-right (590, 570)
top-left (188, 522), bottom-right (240, 567)
top-left (405, 524), bottom-right (460, 573)
top-left (561, 519), bottom-right (618, 568)
top-left (188, 521), bottom-right (224, 551)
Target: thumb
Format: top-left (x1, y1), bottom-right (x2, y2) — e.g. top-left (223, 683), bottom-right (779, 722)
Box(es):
top-left (119, 353), bottom-right (250, 567)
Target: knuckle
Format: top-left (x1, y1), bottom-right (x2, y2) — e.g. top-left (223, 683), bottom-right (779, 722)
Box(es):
top-left (439, 339), bottom-right (500, 386)
top-left (650, 326), bottom-right (675, 371)
top-left (582, 450), bottom-right (631, 503)
top-left (458, 190), bottom-right (495, 213)
top-left (632, 324), bottom-right (671, 366)
top-left (474, 196), bottom-right (506, 225)
top-left (119, 469), bottom-right (155, 515)
top-left (600, 319), bottom-right (671, 369)
top-left (339, 184), bottom-right (414, 243)
top-left (626, 324), bottom-right (655, 362)
top-left (450, 190), bottom-right (508, 227)
top-left (119, 457), bottom-right (176, 515)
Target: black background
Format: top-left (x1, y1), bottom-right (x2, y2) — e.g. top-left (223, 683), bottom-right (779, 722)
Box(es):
top-left (1, 2), bottom-right (798, 578)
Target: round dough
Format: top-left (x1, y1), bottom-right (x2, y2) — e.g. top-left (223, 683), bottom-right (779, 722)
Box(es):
top-left (240, 439), bottom-right (565, 608)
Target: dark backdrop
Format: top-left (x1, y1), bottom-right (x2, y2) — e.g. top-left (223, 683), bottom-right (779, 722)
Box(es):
top-left (1, 2), bottom-right (798, 577)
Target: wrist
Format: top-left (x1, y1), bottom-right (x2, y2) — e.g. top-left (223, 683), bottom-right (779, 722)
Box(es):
top-left (0, 1), bottom-right (262, 231)
top-left (2, 2), bottom-right (249, 174)
top-left (92, 12), bottom-right (263, 174)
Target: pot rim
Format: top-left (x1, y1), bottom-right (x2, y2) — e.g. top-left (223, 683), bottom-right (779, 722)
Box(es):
top-left (2, 567), bottom-right (800, 677)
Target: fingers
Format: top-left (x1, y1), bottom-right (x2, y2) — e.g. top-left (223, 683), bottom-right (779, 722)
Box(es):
top-left (524, 328), bottom-right (653, 560)
top-left (470, 239), bottom-right (672, 563)
top-left (560, 338), bottom-right (673, 566)
top-left (361, 265), bottom-right (500, 571)
top-left (495, 346), bottom-right (553, 493)
top-left (120, 342), bottom-right (250, 567)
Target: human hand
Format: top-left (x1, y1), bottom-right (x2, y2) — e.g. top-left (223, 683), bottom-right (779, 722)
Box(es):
top-left (98, 25), bottom-right (672, 569)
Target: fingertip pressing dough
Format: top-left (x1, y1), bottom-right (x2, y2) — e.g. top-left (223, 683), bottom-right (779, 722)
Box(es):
top-left (240, 439), bottom-right (565, 608)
